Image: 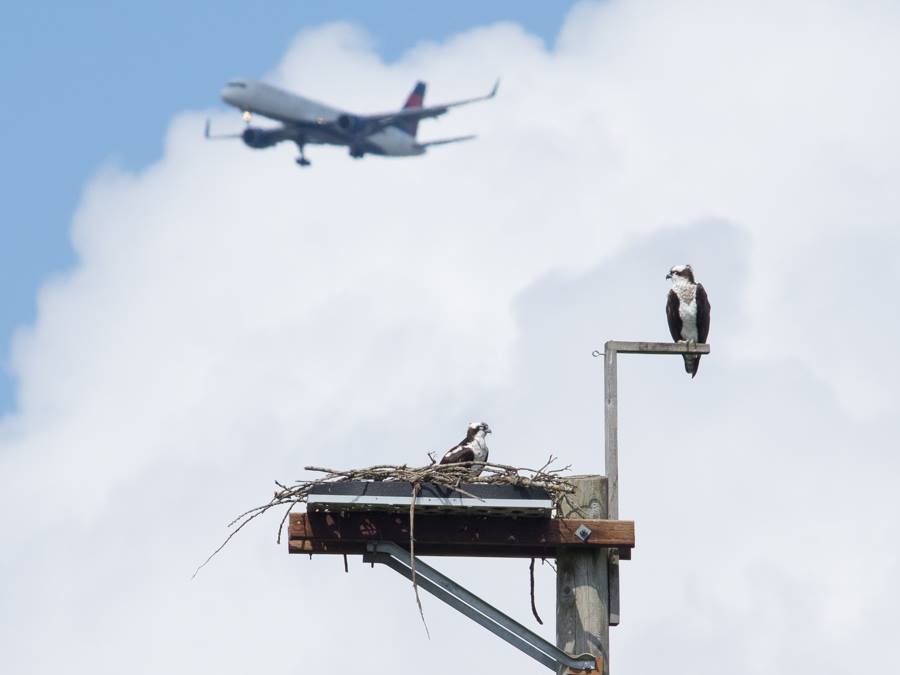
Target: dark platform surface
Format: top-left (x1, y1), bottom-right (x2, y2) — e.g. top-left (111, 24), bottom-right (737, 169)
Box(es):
top-left (288, 511), bottom-right (635, 559)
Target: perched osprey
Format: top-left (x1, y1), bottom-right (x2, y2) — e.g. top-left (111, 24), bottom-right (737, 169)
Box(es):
top-left (666, 264), bottom-right (711, 377)
top-left (439, 422), bottom-right (491, 476)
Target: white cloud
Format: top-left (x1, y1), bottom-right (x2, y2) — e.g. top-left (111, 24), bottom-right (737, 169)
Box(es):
top-left (2, 2), bottom-right (898, 673)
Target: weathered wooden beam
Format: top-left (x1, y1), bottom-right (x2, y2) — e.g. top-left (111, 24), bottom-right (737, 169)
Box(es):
top-left (287, 512), bottom-right (634, 559)
top-left (291, 540), bottom-right (571, 558)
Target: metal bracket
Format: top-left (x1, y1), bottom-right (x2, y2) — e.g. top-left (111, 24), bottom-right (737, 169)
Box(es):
top-left (574, 524), bottom-right (593, 542)
top-left (363, 541), bottom-right (600, 672)
top-left (601, 339), bottom-right (711, 627)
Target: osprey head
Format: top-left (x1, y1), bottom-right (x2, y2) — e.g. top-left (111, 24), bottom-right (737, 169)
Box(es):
top-left (469, 421), bottom-right (492, 435)
top-left (666, 264), bottom-right (695, 283)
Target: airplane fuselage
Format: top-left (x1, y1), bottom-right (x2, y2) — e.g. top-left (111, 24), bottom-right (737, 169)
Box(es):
top-left (220, 79), bottom-right (424, 157)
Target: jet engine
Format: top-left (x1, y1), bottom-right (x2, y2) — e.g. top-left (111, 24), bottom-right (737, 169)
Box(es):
top-left (241, 127), bottom-right (284, 149)
top-left (336, 114), bottom-right (367, 135)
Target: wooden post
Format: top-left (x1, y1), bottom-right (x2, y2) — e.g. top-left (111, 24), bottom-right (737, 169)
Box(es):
top-left (557, 476), bottom-right (609, 675)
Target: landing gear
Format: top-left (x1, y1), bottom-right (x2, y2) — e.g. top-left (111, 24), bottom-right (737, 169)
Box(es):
top-left (295, 139), bottom-right (311, 167)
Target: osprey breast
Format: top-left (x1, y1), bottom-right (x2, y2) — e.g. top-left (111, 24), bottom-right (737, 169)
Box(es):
top-left (472, 433), bottom-right (489, 462)
top-left (678, 298), bottom-right (699, 341)
top-left (675, 284), bottom-right (696, 304)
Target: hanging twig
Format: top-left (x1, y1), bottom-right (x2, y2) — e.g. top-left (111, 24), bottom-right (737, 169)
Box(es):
top-left (409, 481), bottom-right (430, 638)
top-left (529, 558), bottom-right (543, 625)
top-left (191, 511), bottom-right (264, 579)
top-left (276, 503), bottom-right (294, 545)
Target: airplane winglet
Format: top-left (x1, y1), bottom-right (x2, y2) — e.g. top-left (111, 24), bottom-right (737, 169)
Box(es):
top-left (490, 78), bottom-right (500, 98)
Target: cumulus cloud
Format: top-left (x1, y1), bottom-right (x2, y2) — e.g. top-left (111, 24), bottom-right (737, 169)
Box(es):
top-left (2, 2), bottom-right (898, 674)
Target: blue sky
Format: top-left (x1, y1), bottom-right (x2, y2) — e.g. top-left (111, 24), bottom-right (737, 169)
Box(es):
top-left (0, 1), bottom-right (575, 414)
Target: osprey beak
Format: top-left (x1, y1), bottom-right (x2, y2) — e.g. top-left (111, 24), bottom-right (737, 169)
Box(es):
top-left (665, 272), bottom-right (672, 280)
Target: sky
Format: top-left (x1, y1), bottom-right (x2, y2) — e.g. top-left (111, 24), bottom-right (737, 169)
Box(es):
top-left (2, 2), bottom-right (900, 674)
top-left (0, 0), bottom-right (569, 414)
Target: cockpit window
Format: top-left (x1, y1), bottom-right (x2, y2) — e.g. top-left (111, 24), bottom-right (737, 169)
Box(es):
top-left (226, 81), bottom-right (247, 88)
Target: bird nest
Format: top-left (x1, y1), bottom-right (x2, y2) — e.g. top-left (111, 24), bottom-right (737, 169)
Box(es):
top-left (195, 457), bottom-right (576, 576)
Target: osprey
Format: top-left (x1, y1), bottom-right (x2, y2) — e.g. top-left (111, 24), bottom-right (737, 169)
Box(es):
top-left (666, 264), bottom-right (711, 377)
top-left (439, 422), bottom-right (491, 476)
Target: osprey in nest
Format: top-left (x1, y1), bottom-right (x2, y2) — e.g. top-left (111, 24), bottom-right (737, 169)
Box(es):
top-left (439, 422), bottom-right (491, 476)
top-left (666, 264), bottom-right (711, 377)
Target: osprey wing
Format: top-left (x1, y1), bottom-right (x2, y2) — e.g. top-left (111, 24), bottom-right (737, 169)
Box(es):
top-left (666, 289), bottom-right (682, 341)
top-left (440, 443), bottom-right (476, 465)
top-left (696, 284), bottom-right (711, 343)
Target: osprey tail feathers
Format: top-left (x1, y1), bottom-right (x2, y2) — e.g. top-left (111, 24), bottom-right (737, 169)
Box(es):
top-left (683, 353), bottom-right (701, 378)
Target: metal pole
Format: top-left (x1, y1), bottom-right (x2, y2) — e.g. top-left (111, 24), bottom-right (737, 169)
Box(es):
top-left (603, 342), bottom-right (621, 627)
top-left (557, 476), bottom-right (609, 675)
top-left (599, 339), bottom-right (710, 629)
top-left (604, 342), bottom-right (619, 521)
top-left (364, 541), bottom-right (598, 672)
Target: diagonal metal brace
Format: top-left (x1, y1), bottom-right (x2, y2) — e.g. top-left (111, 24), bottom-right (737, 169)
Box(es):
top-left (363, 541), bottom-right (599, 672)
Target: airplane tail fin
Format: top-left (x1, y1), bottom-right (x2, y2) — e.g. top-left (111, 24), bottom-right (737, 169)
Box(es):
top-left (398, 81), bottom-right (426, 137)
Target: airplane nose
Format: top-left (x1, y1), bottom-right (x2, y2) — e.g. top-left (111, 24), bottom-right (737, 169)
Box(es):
top-left (220, 80), bottom-right (249, 106)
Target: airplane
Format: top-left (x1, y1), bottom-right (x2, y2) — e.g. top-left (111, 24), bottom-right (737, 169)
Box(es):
top-left (205, 77), bottom-right (499, 166)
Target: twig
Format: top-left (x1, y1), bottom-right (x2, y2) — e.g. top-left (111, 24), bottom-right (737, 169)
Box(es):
top-left (409, 481), bottom-right (430, 638)
top-left (529, 558), bottom-right (543, 625)
top-left (276, 503), bottom-right (293, 545)
top-left (191, 510), bottom-right (262, 579)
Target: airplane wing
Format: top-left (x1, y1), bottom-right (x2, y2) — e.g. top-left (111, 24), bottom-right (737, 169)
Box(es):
top-left (363, 80), bottom-right (499, 131)
top-left (419, 134), bottom-right (477, 147)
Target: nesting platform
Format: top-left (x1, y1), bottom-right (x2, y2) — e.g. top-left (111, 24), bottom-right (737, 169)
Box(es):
top-left (307, 480), bottom-right (553, 517)
top-left (290, 480), bottom-right (634, 559)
